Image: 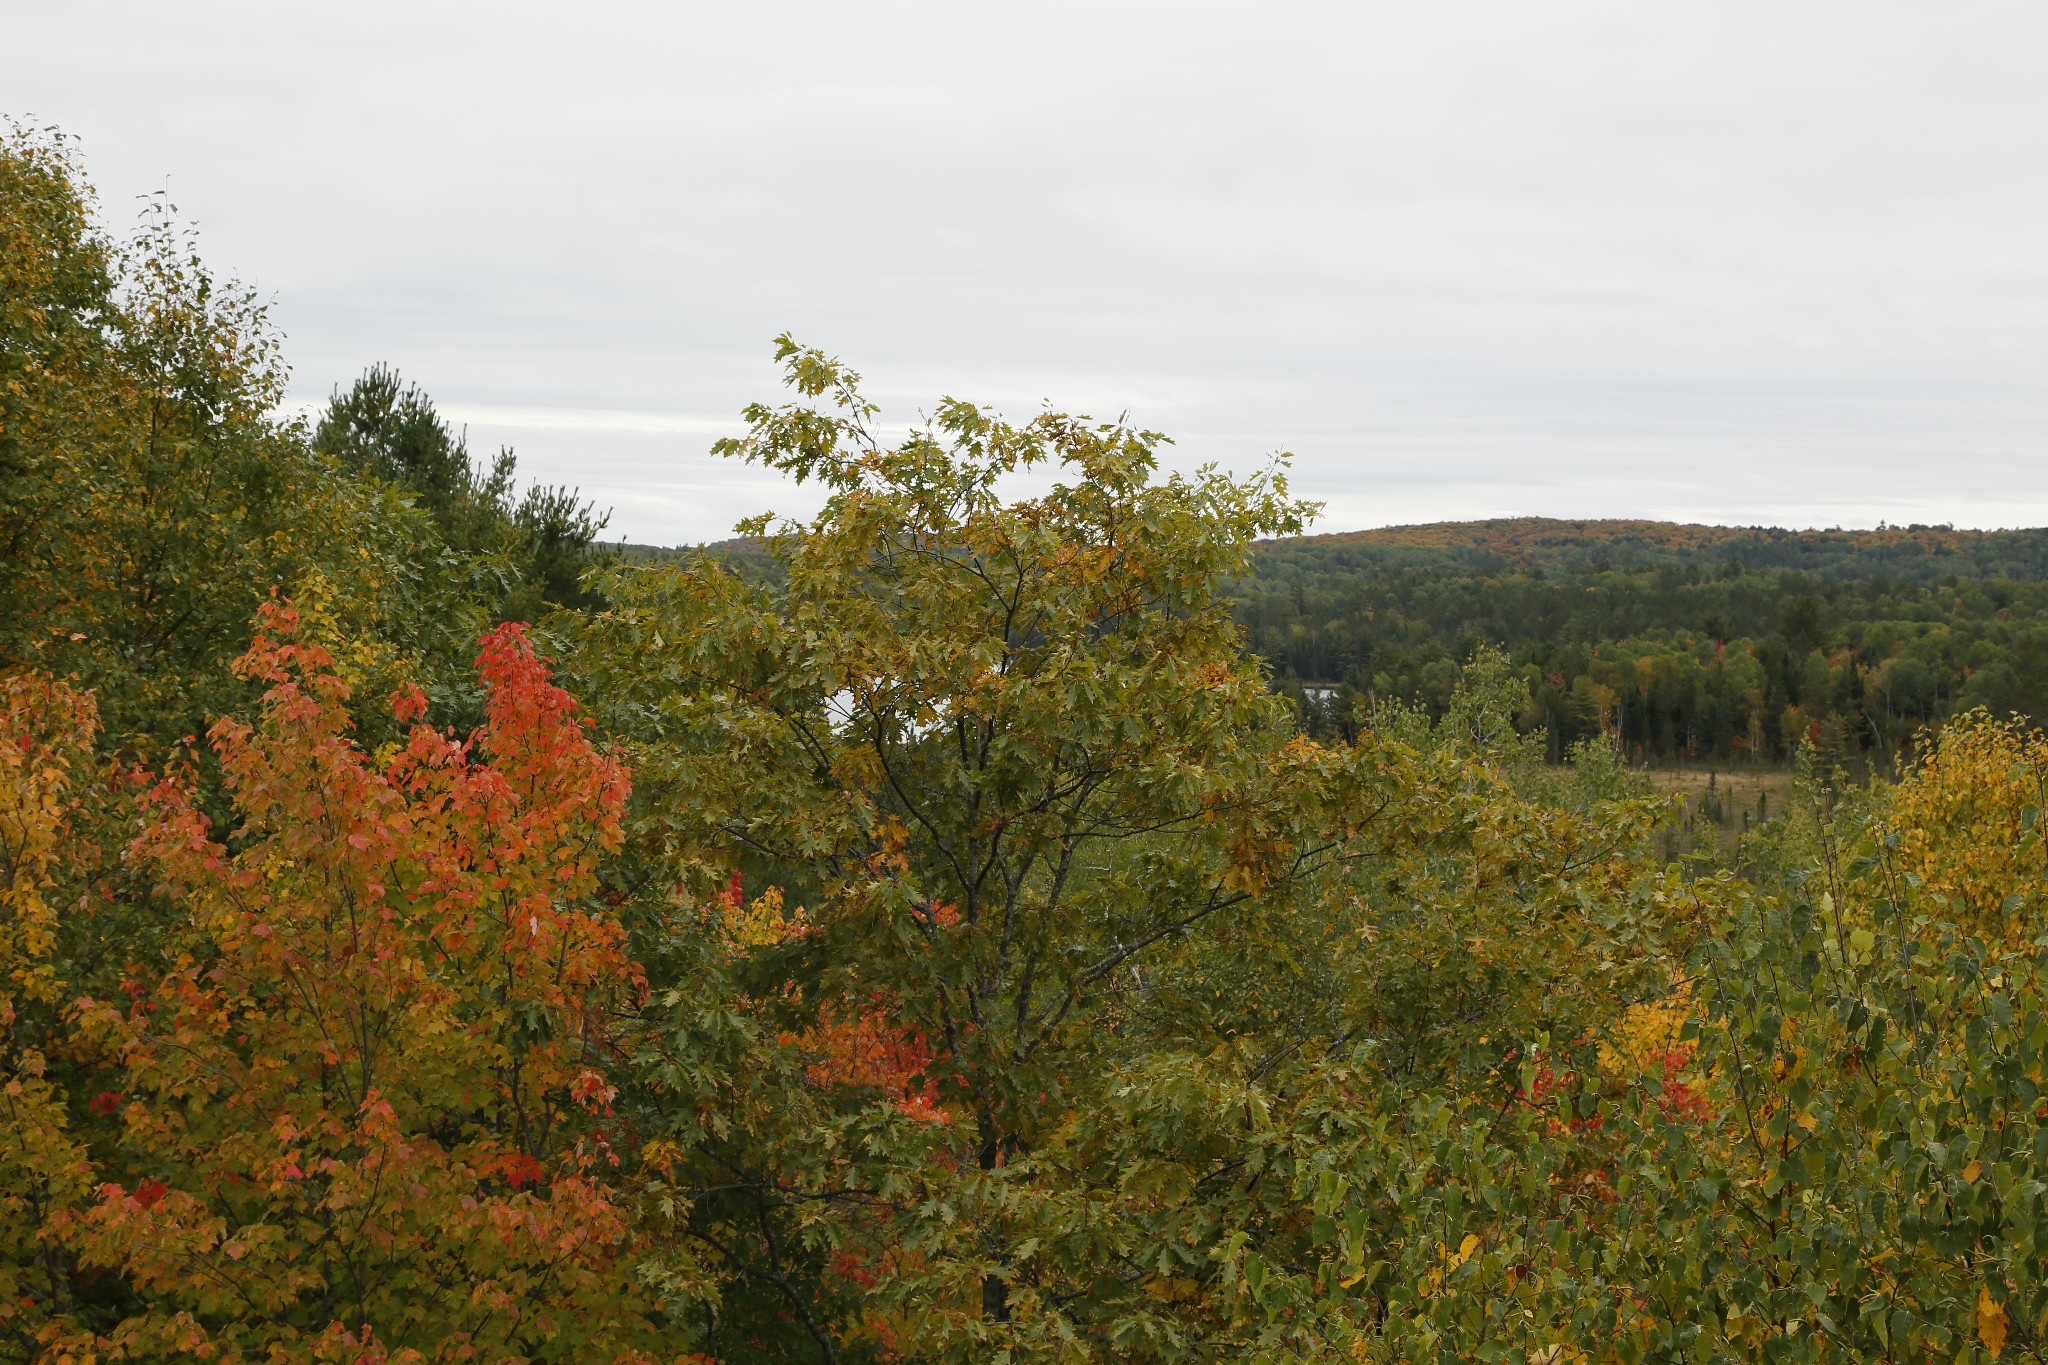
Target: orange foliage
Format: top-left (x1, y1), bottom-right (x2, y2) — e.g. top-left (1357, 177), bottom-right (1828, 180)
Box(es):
top-left (714, 877), bottom-right (953, 1124)
top-left (47, 602), bottom-right (657, 1362)
top-left (798, 998), bottom-right (949, 1123)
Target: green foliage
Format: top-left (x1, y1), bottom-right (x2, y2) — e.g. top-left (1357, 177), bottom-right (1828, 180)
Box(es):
top-left (1263, 516), bottom-right (2048, 582)
top-left (1242, 519), bottom-right (2048, 765)
top-left (0, 123), bottom-right (461, 756)
top-left (315, 363), bottom-right (612, 617)
top-left (313, 361), bottom-right (506, 537)
top-left (574, 335), bottom-right (1407, 1355)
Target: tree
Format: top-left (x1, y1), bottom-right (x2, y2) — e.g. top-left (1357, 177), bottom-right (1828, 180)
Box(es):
top-left (311, 364), bottom-right (499, 537)
top-left (0, 123), bottom-right (447, 756)
top-left (1884, 708), bottom-right (2048, 936)
top-left (48, 602), bottom-right (653, 1362)
top-left (315, 365), bottom-right (611, 618)
top-left (580, 337), bottom-right (1393, 1358)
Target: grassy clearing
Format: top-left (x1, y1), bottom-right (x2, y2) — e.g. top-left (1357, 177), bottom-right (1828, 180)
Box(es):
top-left (1643, 765), bottom-right (1799, 861)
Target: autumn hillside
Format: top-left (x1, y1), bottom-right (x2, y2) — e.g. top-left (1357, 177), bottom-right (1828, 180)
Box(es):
top-left (12, 124), bottom-right (2048, 1363)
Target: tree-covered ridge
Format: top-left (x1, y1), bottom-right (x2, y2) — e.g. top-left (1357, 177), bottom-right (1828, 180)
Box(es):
top-left (1263, 516), bottom-right (2048, 581)
top-left (1238, 519), bottom-right (2048, 764)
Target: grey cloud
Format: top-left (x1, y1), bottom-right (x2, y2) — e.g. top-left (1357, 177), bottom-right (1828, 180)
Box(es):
top-left (10, 0), bottom-right (2046, 541)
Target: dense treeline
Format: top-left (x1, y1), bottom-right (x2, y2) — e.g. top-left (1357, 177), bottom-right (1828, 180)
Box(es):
top-left (1238, 521), bottom-right (2048, 764)
top-left (0, 124), bottom-right (608, 760)
top-left (17, 123), bottom-right (2048, 1364)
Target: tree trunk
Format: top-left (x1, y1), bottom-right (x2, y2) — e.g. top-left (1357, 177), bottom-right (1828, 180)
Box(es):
top-left (979, 1118), bottom-right (1010, 1322)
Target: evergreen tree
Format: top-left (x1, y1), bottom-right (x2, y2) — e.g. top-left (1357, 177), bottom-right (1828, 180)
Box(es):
top-left (314, 364), bottom-right (611, 616)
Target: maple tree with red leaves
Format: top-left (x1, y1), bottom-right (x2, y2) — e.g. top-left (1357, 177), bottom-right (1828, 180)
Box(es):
top-left (43, 604), bottom-right (656, 1363)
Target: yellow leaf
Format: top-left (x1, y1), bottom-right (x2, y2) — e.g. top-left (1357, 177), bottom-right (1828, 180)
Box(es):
top-left (1963, 1159), bottom-right (1983, 1183)
top-left (1979, 1285), bottom-right (2008, 1358)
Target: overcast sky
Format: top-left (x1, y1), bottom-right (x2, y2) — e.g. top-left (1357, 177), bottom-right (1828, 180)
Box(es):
top-left (11, 1), bottom-right (2046, 542)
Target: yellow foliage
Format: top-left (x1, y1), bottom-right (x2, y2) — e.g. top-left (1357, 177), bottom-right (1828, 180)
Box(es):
top-left (287, 569), bottom-right (403, 697)
top-left (0, 672), bottom-right (96, 1014)
top-left (0, 672), bottom-right (99, 1346)
top-left (1598, 983), bottom-right (1694, 1080)
top-left (1889, 711), bottom-right (2048, 938)
top-left (1419, 1233), bottom-right (1480, 1298)
top-left (1979, 1284), bottom-right (2009, 1358)
top-left (722, 884), bottom-right (802, 949)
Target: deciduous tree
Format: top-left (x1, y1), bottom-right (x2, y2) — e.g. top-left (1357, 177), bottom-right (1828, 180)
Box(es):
top-left (582, 337), bottom-right (1392, 1358)
top-left (50, 603), bottom-right (652, 1362)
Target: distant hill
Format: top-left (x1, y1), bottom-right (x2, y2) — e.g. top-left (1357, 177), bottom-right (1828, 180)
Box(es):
top-left (1257, 519), bottom-right (2048, 585)
top-left (616, 537), bottom-right (762, 562)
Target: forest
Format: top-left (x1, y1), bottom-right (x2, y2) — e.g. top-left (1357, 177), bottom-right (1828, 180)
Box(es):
top-left (1238, 522), bottom-right (2048, 768)
top-left (11, 122), bottom-right (2048, 1363)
